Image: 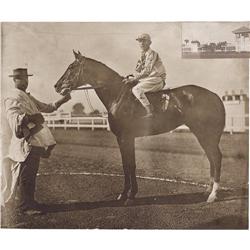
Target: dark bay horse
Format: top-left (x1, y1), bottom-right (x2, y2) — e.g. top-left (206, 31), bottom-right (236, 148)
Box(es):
top-left (54, 51), bottom-right (225, 204)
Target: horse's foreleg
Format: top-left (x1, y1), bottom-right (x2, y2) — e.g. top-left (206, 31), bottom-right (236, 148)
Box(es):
top-left (116, 136), bottom-right (137, 204)
top-left (117, 136), bottom-right (130, 201)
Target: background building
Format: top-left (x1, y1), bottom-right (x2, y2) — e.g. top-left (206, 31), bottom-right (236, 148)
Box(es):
top-left (183, 26), bottom-right (250, 54)
top-left (233, 26), bottom-right (250, 52)
top-left (222, 90), bottom-right (249, 132)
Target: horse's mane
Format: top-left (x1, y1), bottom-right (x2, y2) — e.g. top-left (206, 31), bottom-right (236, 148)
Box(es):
top-left (85, 57), bottom-right (123, 79)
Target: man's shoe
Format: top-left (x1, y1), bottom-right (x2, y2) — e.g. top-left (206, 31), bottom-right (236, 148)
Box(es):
top-left (18, 208), bottom-right (45, 216)
top-left (17, 201), bottom-right (45, 216)
top-left (23, 208), bottom-right (44, 216)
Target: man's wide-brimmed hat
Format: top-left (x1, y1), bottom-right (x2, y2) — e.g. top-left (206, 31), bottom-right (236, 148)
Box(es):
top-left (9, 68), bottom-right (33, 77)
top-left (136, 33), bottom-right (151, 42)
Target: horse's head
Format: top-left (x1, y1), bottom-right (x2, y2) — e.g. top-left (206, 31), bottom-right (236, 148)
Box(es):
top-left (55, 50), bottom-right (89, 95)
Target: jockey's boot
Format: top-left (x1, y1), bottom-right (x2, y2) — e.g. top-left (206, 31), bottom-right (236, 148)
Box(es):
top-left (143, 104), bottom-right (154, 118)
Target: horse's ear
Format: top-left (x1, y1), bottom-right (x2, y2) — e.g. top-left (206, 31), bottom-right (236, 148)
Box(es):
top-left (78, 51), bottom-right (82, 56)
top-left (73, 49), bottom-right (79, 59)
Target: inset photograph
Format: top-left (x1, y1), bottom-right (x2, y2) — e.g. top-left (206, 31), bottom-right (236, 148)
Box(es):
top-left (182, 22), bottom-right (250, 58)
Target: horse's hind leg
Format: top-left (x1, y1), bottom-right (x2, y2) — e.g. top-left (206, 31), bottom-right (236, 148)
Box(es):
top-left (194, 131), bottom-right (222, 202)
top-left (206, 145), bottom-right (222, 202)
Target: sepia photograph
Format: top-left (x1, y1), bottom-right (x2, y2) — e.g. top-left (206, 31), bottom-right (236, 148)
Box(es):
top-left (0, 22), bottom-right (249, 230)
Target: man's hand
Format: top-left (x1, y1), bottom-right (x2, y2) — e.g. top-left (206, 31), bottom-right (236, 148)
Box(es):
top-left (55, 93), bottom-right (71, 109)
top-left (60, 93), bottom-right (71, 103)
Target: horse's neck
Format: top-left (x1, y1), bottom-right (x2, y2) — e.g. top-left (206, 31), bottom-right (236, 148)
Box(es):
top-left (85, 59), bottom-right (124, 111)
top-left (94, 77), bottom-right (123, 111)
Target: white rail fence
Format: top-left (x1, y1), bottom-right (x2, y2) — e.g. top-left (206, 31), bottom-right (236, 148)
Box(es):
top-left (225, 114), bottom-right (249, 134)
top-left (43, 114), bottom-right (249, 133)
top-left (44, 116), bottom-right (110, 131)
top-left (176, 114), bottom-right (249, 134)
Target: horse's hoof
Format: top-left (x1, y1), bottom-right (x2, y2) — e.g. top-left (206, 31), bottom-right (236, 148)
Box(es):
top-left (117, 193), bottom-right (127, 201)
top-left (207, 194), bottom-right (217, 203)
top-left (124, 198), bottom-right (135, 206)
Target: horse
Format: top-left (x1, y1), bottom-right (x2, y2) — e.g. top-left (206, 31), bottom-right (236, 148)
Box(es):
top-left (54, 50), bottom-right (225, 205)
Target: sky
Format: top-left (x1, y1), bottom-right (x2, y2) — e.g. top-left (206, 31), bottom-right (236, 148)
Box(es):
top-left (1, 22), bottom-right (249, 113)
top-left (182, 22), bottom-right (250, 44)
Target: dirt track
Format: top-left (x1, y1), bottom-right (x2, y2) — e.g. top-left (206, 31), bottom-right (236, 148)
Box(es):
top-left (1, 174), bottom-right (248, 229)
top-left (1, 130), bottom-right (248, 229)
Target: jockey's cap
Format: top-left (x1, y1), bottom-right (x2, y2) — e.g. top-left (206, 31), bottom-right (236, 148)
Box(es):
top-left (136, 33), bottom-right (151, 42)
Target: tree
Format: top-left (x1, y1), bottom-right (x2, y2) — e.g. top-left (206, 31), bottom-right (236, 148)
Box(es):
top-left (191, 40), bottom-right (200, 46)
top-left (89, 109), bottom-right (101, 116)
top-left (216, 41), bottom-right (227, 51)
top-left (71, 103), bottom-right (85, 116)
top-left (208, 42), bottom-right (216, 52)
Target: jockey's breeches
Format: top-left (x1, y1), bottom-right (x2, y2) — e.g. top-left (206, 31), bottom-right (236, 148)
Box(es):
top-left (132, 76), bottom-right (165, 107)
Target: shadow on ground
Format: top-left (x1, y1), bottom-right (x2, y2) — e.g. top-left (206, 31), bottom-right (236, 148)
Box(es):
top-left (38, 188), bottom-right (248, 214)
top-left (42, 191), bottom-right (207, 213)
top-left (1, 188), bottom-right (248, 229)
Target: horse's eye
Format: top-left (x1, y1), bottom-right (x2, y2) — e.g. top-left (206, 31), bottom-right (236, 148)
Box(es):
top-left (69, 63), bottom-right (75, 70)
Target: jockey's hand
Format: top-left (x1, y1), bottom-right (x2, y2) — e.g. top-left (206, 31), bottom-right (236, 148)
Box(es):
top-left (122, 77), bottom-right (136, 85)
top-left (125, 74), bottom-right (134, 79)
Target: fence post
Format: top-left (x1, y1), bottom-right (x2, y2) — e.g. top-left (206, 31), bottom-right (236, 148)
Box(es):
top-left (106, 118), bottom-right (110, 131)
top-left (230, 116), bottom-right (234, 135)
top-left (77, 119), bottom-right (80, 131)
top-left (91, 118), bottom-right (94, 131)
top-left (245, 114), bottom-right (249, 132)
top-left (64, 119), bottom-right (66, 130)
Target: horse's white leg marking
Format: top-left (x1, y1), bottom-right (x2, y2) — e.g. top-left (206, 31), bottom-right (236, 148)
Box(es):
top-left (207, 182), bottom-right (219, 203)
top-left (205, 177), bottom-right (214, 193)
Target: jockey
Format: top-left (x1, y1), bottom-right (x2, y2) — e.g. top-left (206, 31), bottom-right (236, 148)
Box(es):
top-left (123, 33), bottom-right (167, 118)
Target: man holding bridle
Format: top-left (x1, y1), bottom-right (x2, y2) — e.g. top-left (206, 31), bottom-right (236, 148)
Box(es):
top-left (2, 68), bottom-right (71, 215)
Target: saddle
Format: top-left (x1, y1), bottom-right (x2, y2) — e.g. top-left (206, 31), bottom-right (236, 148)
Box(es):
top-left (110, 82), bottom-right (184, 118)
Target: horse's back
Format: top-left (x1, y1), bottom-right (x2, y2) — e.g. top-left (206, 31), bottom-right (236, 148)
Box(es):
top-left (171, 85), bottom-right (226, 136)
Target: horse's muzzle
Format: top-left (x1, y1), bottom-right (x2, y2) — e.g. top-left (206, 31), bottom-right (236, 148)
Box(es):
top-left (60, 87), bottom-right (71, 96)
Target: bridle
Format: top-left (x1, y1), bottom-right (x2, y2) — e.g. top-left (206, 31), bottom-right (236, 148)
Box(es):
top-left (67, 58), bottom-right (106, 112)
top-left (70, 58), bottom-right (105, 91)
